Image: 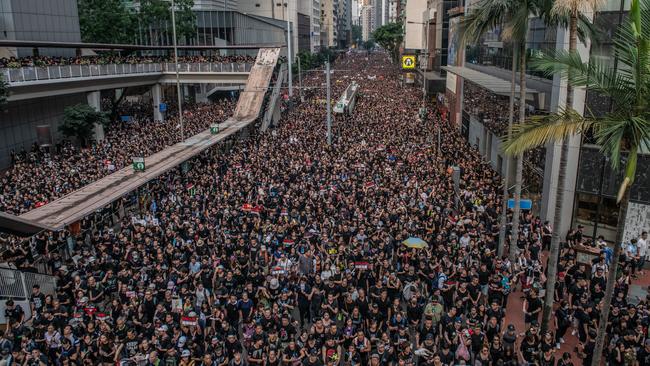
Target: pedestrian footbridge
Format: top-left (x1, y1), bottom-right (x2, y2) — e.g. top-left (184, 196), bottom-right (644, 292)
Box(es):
top-left (2, 62), bottom-right (252, 101)
top-left (16, 48), bottom-right (281, 230)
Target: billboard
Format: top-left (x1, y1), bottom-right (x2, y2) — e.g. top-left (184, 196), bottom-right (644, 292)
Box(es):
top-left (448, 17), bottom-right (461, 67)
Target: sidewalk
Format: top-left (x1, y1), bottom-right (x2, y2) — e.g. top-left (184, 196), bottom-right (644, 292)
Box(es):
top-left (503, 256), bottom-right (650, 364)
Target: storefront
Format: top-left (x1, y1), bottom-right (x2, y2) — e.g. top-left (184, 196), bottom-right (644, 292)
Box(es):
top-left (573, 147), bottom-right (650, 243)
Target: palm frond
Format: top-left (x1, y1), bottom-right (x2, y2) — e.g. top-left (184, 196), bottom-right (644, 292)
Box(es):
top-left (530, 51), bottom-right (636, 108)
top-left (593, 114), bottom-right (650, 171)
top-left (509, 0), bottom-right (533, 42)
top-left (577, 12), bottom-right (599, 45)
top-left (552, 0), bottom-right (604, 15)
top-left (460, 0), bottom-right (516, 45)
top-left (501, 108), bottom-right (591, 155)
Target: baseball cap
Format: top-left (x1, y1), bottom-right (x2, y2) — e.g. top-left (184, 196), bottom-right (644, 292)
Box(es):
top-left (181, 350), bottom-right (190, 357)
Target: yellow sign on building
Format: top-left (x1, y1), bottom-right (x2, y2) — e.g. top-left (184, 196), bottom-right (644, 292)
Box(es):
top-left (402, 55), bottom-right (416, 69)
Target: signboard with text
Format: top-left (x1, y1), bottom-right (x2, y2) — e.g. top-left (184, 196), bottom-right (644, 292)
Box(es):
top-left (132, 157), bottom-right (145, 172)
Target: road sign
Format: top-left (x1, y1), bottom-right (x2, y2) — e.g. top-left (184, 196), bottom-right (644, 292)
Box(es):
top-left (132, 157), bottom-right (145, 172)
top-left (159, 103), bottom-right (167, 112)
top-left (402, 55), bottom-right (416, 69)
top-left (210, 124), bottom-right (220, 134)
top-left (508, 199), bottom-right (533, 210)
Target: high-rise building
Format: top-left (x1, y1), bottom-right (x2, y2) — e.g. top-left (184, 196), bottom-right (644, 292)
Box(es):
top-left (0, 0), bottom-right (81, 57)
top-left (320, 0), bottom-right (350, 48)
top-left (338, 0), bottom-right (352, 47)
top-left (298, 0), bottom-right (322, 52)
top-left (237, 1), bottom-right (299, 57)
top-left (388, 0), bottom-right (404, 23)
top-left (321, 0), bottom-right (337, 48)
top-left (360, 5), bottom-right (373, 41)
top-left (352, 0), bottom-right (360, 25)
top-left (403, 0), bottom-right (427, 50)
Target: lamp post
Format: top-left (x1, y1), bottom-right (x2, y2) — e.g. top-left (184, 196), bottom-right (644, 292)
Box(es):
top-left (326, 61), bottom-right (332, 145)
top-left (284, 1), bottom-right (293, 98)
top-left (297, 55), bottom-right (304, 102)
top-left (170, 0), bottom-right (184, 140)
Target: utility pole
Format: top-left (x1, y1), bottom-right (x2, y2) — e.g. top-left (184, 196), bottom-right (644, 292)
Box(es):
top-left (297, 55), bottom-right (304, 102)
top-left (170, 0), bottom-right (184, 140)
top-left (286, 1), bottom-right (293, 98)
top-left (326, 61), bottom-right (332, 145)
top-left (422, 19), bottom-right (429, 113)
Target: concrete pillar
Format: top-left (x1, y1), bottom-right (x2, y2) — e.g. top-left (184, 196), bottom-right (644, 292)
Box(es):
top-left (86, 91), bottom-right (105, 141)
top-left (183, 85), bottom-right (191, 101)
top-left (152, 84), bottom-right (163, 122)
top-left (196, 84), bottom-right (209, 103)
top-left (540, 24), bottom-right (590, 238)
top-left (115, 88), bottom-right (124, 100)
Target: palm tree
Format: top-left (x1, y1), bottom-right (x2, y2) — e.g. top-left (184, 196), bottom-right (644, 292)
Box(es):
top-left (503, 1), bottom-right (650, 364)
top-left (535, 0), bottom-right (603, 336)
top-left (461, 0), bottom-right (538, 260)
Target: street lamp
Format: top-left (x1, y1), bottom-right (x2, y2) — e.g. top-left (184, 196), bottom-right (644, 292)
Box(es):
top-left (170, 0), bottom-right (184, 140)
top-left (281, 1), bottom-right (294, 98)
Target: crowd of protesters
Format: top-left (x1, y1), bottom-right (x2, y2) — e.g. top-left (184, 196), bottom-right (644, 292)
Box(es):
top-left (0, 100), bottom-right (235, 215)
top-left (0, 55), bottom-right (256, 69)
top-left (0, 51), bottom-right (648, 366)
top-left (463, 81), bottom-right (545, 196)
top-left (462, 81), bottom-right (514, 137)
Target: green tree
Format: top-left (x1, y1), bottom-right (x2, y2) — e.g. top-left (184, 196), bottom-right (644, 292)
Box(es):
top-left (503, 2), bottom-right (650, 364)
top-left (78, 0), bottom-right (136, 44)
top-left (140, 0), bottom-right (196, 45)
top-left (351, 24), bottom-right (363, 46)
top-left (372, 22), bottom-right (403, 62)
top-left (0, 75), bottom-right (8, 111)
top-left (172, 0), bottom-right (196, 43)
top-left (59, 104), bottom-right (109, 146)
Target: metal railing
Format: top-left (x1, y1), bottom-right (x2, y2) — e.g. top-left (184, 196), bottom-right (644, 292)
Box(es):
top-left (0, 267), bottom-right (57, 299)
top-left (1, 62), bottom-right (254, 84)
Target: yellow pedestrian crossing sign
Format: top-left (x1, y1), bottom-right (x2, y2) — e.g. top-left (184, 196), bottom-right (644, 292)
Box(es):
top-left (402, 55), bottom-right (416, 69)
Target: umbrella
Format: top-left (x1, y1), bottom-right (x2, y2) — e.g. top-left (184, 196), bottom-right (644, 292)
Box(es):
top-left (402, 237), bottom-right (428, 249)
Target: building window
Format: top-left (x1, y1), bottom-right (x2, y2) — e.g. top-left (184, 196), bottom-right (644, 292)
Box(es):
top-left (574, 193), bottom-right (619, 243)
top-left (255, 3), bottom-right (260, 7)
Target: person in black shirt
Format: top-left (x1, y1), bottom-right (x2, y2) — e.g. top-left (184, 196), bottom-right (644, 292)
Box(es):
top-left (303, 348), bottom-right (323, 366)
top-left (578, 331), bottom-right (597, 366)
top-left (30, 285), bottom-right (46, 319)
top-left (554, 300), bottom-right (572, 347)
top-left (437, 343), bottom-right (454, 366)
top-left (519, 331), bottom-right (539, 364)
top-left (523, 289), bottom-right (542, 327)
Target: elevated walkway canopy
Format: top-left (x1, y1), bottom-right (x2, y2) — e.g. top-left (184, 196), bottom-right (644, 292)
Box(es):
top-left (0, 48), bottom-right (281, 233)
top-left (443, 65), bottom-right (545, 109)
